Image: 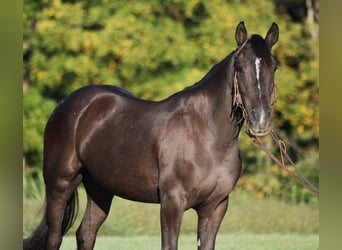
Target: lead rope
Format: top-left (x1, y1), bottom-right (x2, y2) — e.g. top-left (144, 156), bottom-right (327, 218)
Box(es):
top-left (249, 129), bottom-right (319, 195)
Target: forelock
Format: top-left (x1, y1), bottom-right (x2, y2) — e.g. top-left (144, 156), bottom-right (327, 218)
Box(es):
top-left (250, 35), bottom-right (272, 65)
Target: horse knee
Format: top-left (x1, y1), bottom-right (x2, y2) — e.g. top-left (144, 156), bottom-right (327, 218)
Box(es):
top-left (76, 227), bottom-right (96, 250)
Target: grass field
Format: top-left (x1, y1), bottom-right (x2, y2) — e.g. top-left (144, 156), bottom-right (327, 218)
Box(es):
top-left (60, 234), bottom-right (318, 250)
top-left (24, 187), bottom-right (318, 249)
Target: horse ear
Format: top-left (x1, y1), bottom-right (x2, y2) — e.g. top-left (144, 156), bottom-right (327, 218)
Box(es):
top-left (265, 22), bottom-right (279, 49)
top-left (235, 21), bottom-right (247, 47)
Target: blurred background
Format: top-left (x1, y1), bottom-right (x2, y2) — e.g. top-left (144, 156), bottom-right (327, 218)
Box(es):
top-left (23, 0), bottom-right (318, 245)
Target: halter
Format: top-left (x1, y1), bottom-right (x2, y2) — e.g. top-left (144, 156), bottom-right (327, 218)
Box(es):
top-left (232, 71), bottom-right (247, 121)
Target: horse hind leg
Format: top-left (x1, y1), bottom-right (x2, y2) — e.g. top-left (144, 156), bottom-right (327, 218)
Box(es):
top-left (44, 169), bottom-right (82, 250)
top-left (24, 170), bottom-right (81, 250)
top-left (76, 172), bottom-right (113, 250)
top-left (42, 139), bottom-right (84, 249)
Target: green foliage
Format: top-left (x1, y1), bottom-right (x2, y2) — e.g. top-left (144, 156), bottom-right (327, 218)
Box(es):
top-left (23, 1), bottom-right (318, 203)
top-left (23, 164), bottom-right (44, 200)
top-left (237, 144), bottom-right (318, 204)
top-left (23, 88), bottom-right (56, 167)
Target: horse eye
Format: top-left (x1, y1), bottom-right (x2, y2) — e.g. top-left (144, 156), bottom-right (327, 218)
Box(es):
top-left (234, 63), bottom-right (243, 72)
top-left (272, 58), bottom-right (279, 72)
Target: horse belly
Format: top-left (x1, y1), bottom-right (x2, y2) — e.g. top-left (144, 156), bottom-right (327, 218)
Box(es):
top-left (78, 123), bottom-right (160, 202)
top-left (86, 160), bottom-right (160, 203)
top-left (80, 132), bottom-right (160, 203)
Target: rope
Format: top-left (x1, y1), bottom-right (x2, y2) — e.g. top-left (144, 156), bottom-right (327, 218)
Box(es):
top-left (233, 72), bottom-right (247, 120)
top-left (249, 129), bottom-right (319, 195)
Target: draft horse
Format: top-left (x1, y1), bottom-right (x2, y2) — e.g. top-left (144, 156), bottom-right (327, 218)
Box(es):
top-left (24, 22), bottom-right (279, 250)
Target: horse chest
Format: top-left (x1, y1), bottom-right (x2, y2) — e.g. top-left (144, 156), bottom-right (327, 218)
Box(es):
top-left (158, 139), bottom-right (241, 203)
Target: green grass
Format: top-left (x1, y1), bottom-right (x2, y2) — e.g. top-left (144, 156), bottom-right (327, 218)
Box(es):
top-left (59, 234), bottom-right (318, 250)
top-left (24, 187), bottom-right (318, 237)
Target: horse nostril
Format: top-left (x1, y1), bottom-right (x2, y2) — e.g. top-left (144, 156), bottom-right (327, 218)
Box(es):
top-left (250, 109), bottom-right (257, 122)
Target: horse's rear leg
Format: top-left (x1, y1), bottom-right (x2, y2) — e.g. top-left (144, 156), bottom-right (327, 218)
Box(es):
top-left (45, 172), bottom-right (82, 250)
top-left (76, 173), bottom-right (113, 250)
top-left (196, 197), bottom-right (229, 250)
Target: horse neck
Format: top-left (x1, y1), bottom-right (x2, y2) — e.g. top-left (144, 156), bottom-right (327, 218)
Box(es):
top-left (195, 52), bottom-right (242, 144)
top-left (199, 53), bottom-right (236, 118)
top-left (167, 52), bottom-right (235, 108)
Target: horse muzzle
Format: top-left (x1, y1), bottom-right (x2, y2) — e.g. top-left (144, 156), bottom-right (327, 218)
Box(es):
top-left (246, 108), bottom-right (272, 137)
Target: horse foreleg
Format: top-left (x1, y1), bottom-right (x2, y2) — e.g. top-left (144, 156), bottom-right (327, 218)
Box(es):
top-left (196, 197), bottom-right (229, 250)
top-left (76, 175), bottom-right (113, 250)
top-left (160, 192), bottom-right (185, 250)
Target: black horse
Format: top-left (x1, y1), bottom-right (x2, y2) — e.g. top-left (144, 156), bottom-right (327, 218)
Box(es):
top-left (24, 22), bottom-right (279, 250)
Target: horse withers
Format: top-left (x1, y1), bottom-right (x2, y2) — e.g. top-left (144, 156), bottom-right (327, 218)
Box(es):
top-left (24, 21), bottom-right (279, 250)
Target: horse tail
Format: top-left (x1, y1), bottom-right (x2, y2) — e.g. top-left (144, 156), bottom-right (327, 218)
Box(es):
top-left (23, 190), bottom-right (79, 250)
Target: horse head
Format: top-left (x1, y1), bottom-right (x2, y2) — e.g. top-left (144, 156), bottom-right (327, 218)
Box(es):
top-left (233, 21), bottom-right (279, 137)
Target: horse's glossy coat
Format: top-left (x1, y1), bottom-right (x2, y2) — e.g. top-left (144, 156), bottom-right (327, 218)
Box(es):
top-left (24, 22), bottom-right (279, 250)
